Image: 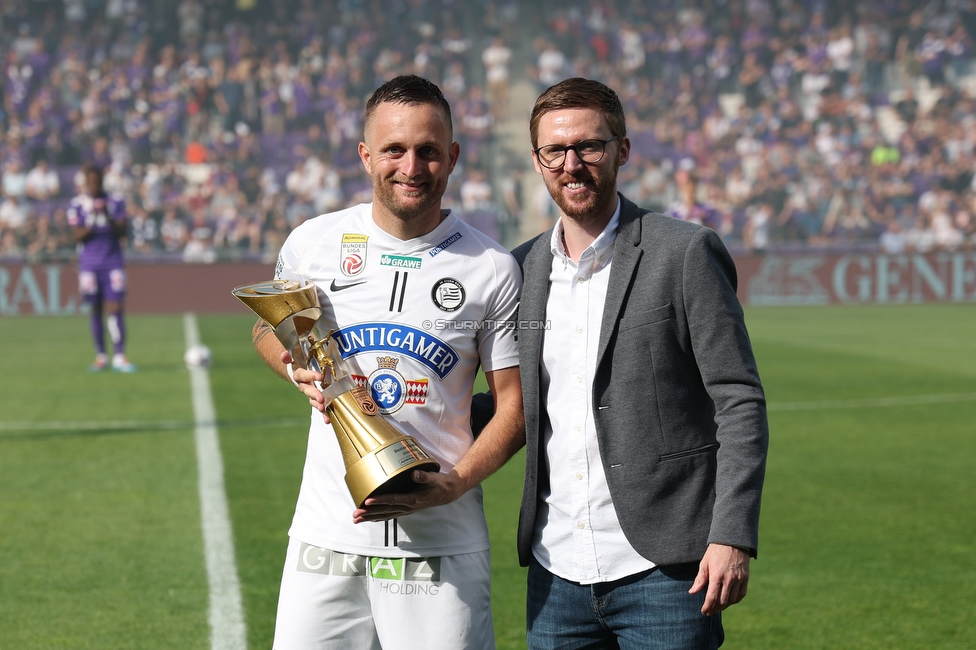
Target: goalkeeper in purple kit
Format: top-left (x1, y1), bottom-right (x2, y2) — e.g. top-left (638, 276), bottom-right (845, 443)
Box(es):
top-left (67, 163), bottom-right (136, 373)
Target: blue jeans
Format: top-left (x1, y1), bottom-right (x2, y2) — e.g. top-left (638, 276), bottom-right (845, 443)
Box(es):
top-left (526, 560), bottom-right (724, 650)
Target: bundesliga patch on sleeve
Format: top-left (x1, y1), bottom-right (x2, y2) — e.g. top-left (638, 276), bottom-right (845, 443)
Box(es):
top-left (340, 234), bottom-right (368, 276)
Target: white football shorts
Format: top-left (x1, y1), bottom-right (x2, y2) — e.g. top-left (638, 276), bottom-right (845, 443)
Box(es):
top-left (272, 537), bottom-right (495, 650)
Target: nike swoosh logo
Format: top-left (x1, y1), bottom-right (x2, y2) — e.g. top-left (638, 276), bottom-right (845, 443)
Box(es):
top-left (330, 279), bottom-right (367, 292)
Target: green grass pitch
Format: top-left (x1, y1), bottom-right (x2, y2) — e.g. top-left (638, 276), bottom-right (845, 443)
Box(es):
top-left (0, 305), bottom-right (973, 649)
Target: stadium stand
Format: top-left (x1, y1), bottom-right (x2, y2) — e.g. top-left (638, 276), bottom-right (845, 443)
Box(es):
top-left (2, 0), bottom-right (976, 262)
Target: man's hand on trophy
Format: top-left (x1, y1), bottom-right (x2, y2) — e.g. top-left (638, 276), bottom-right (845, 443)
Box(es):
top-left (279, 350), bottom-right (332, 423)
top-left (351, 469), bottom-right (465, 523)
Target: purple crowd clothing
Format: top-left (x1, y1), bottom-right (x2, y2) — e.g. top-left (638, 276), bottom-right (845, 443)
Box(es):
top-left (66, 194), bottom-right (127, 273)
top-left (291, 77), bottom-right (314, 118)
top-left (667, 200), bottom-right (721, 231)
top-left (5, 65), bottom-right (30, 117)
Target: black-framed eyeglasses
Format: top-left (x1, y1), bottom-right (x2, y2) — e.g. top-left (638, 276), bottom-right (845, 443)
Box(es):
top-left (533, 137), bottom-right (618, 170)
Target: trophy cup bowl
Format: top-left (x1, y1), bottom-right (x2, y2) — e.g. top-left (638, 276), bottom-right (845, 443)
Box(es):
top-left (232, 279), bottom-right (440, 507)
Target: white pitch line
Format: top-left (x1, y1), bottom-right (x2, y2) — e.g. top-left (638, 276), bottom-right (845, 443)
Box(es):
top-left (0, 418), bottom-right (303, 433)
top-left (0, 420), bottom-right (191, 431)
top-left (770, 392), bottom-right (976, 411)
top-left (185, 313), bottom-right (248, 650)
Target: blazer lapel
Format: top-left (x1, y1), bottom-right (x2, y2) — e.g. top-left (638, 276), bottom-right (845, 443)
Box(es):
top-left (596, 197), bottom-right (643, 369)
top-left (518, 232), bottom-right (554, 365)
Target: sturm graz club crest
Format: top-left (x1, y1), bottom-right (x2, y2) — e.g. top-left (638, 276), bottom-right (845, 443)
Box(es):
top-left (352, 356), bottom-right (429, 414)
top-left (431, 278), bottom-right (465, 312)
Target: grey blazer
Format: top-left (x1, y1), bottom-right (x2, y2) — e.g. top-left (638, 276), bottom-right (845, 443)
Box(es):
top-left (512, 194), bottom-right (768, 568)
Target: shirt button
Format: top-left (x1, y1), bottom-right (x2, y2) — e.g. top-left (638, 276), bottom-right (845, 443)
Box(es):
top-left (575, 375), bottom-right (583, 383)
top-left (576, 325), bottom-right (583, 333)
top-left (577, 522), bottom-right (585, 529)
top-left (577, 276), bottom-right (585, 283)
top-left (576, 472), bottom-right (583, 480)
top-left (574, 424), bottom-right (581, 431)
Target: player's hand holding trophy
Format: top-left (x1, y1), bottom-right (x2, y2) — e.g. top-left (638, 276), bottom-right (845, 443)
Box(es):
top-left (232, 279), bottom-right (440, 507)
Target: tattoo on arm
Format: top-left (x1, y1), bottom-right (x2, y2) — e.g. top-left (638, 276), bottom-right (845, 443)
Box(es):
top-left (252, 319), bottom-right (274, 347)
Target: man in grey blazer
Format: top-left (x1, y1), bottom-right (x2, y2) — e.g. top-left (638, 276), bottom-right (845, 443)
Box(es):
top-left (514, 78), bottom-right (768, 649)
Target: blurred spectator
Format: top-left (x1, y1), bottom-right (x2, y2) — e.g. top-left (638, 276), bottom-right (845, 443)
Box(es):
top-left (441, 60), bottom-right (467, 103)
top-left (458, 85), bottom-right (493, 167)
top-left (124, 98), bottom-right (151, 165)
top-left (183, 210), bottom-right (217, 263)
top-left (738, 52), bottom-right (767, 109)
top-left (778, 188), bottom-right (822, 245)
top-left (310, 159), bottom-right (343, 215)
top-left (666, 170), bottom-right (720, 230)
top-left (24, 159), bottom-right (60, 201)
top-left (929, 193), bottom-right (965, 250)
top-left (532, 179), bottom-right (559, 229)
top-left (906, 214), bottom-right (937, 253)
top-left (159, 205), bottom-right (188, 253)
top-left (2, 160), bottom-right (28, 200)
top-left (827, 24), bottom-right (855, 88)
top-left (482, 35), bottom-right (512, 118)
top-left (946, 24), bottom-right (973, 80)
top-left (743, 202), bottom-right (773, 252)
top-left (708, 34), bottom-right (738, 94)
top-left (879, 220), bottom-right (909, 254)
top-left (499, 167), bottom-right (524, 238)
top-left (24, 211), bottom-right (67, 260)
top-left (915, 31), bottom-right (948, 86)
top-left (442, 25), bottom-right (472, 70)
top-left (0, 194), bottom-right (30, 235)
top-left (534, 38), bottom-right (567, 89)
top-left (185, 139), bottom-right (208, 164)
top-left (460, 168), bottom-right (494, 213)
top-left (261, 212), bottom-right (291, 264)
top-left (128, 206), bottom-right (159, 254)
top-left (822, 184), bottom-right (875, 243)
top-left (894, 87), bottom-right (919, 126)
top-left (0, 227), bottom-right (25, 257)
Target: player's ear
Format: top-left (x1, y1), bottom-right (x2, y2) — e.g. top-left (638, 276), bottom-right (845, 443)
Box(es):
top-left (358, 142), bottom-right (372, 173)
top-left (448, 141), bottom-right (460, 174)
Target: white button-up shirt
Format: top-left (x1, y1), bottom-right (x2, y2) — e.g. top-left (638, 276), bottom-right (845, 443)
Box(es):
top-left (532, 200), bottom-right (656, 584)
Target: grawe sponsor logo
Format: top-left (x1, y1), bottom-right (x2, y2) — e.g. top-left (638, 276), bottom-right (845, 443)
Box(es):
top-left (380, 254), bottom-right (423, 270)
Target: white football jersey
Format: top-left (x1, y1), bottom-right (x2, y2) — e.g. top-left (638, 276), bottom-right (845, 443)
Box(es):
top-left (275, 203), bottom-right (521, 557)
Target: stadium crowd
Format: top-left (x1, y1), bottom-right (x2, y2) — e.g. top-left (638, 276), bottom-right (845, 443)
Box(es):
top-left (2, 0), bottom-right (976, 263)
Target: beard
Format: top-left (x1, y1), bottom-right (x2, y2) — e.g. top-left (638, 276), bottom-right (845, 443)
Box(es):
top-left (546, 165), bottom-right (620, 225)
top-left (371, 174), bottom-right (445, 223)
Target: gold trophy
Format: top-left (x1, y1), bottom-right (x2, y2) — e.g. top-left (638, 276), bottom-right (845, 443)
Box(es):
top-left (232, 279), bottom-right (440, 507)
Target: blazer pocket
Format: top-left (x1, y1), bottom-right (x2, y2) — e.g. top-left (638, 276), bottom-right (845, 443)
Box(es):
top-left (659, 443), bottom-right (719, 462)
top-left (618, 303), bottom-right (675, 332)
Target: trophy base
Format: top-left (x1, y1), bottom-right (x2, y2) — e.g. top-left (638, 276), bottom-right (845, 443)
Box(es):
top-left (345, 436), bottom-right (441, 508)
